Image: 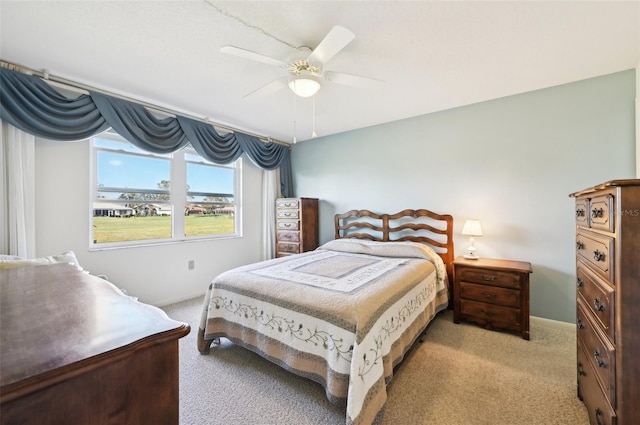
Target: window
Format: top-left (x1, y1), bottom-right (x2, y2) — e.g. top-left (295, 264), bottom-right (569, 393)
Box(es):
top-left (91, 132), bottom-right (241, 248)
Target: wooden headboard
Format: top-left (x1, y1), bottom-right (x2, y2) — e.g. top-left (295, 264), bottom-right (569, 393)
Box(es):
top-left (334, 208), bottom-right (455, 286)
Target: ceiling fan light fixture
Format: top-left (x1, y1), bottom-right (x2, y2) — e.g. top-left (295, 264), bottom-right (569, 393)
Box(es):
top-left (288, 77), bottom-right (321, 98)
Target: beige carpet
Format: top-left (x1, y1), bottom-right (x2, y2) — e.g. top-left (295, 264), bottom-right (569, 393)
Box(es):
top-left (162, 297), bottom-right (589, 425)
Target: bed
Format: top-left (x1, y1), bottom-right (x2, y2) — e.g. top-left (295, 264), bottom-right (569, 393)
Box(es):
top-left (198, 208), bottom-right (454, 425)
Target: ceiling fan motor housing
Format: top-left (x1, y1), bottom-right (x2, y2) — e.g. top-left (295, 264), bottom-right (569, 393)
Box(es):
top-left (287, 47), bottom-right (321, 77)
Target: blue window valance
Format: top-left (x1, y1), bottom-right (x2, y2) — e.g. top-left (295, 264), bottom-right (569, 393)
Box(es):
top-left (0, 67), bottom-right (292, 196)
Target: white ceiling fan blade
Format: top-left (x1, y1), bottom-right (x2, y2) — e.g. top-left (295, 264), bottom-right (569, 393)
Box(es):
top-left (243, 78), bottom-right (288, 99)
top-left (323, 72), bottom-right (385, 89)
top-left (307, 26), bottom-right (355, 65)
top-left (220, 46), bottom-right (287, 68)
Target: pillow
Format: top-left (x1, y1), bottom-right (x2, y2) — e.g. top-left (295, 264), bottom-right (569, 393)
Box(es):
top-left (319, 239), bottom-right (448, 289)
top-left (320, 239), bottom-right (436, 260)
top-left (0, 255), bottom-right (23, 260)
top-left (0, 251), bottom-right (83, 270)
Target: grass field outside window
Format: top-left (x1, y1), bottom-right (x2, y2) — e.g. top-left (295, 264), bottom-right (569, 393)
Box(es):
top-left (93, 214), bottom-right (235, 244)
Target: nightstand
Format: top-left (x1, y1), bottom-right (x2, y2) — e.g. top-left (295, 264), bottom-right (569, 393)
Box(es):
top-left (453, 257), bottom-right (532, 340)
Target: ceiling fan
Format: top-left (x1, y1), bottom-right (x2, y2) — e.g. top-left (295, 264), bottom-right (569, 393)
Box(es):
top-left (220, 25), bottom-right (384, 99)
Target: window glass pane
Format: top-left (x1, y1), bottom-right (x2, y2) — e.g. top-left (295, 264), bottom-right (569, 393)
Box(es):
top-left (97, 151), bottom-right (171, 200)
top-left (185, 162), bottom-right (235, 237)
top-left (92, 203), bottom-right (172, 243)
top-left (93, 136), bottom-right (173, 245)
top-left (186, 162), bottom-right (234, 201)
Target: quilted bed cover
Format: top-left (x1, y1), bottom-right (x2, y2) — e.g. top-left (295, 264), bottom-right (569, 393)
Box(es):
top-left (199, 239), bottom-right (449, 425)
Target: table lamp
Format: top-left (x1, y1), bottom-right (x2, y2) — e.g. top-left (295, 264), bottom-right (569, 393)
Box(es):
top-left (462, 219), bottom-right (483, 259)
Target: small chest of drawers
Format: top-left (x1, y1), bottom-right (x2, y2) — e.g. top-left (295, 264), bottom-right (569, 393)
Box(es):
top-left (275, 197), bottom-right (319, 257)
top-left (453, 257), bottom-right (532, 340)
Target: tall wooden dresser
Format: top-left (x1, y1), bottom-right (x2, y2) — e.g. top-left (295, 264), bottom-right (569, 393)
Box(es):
top-left (570, 180), bottom-right (640, 425)
top-left (275, 197), bottom-right (319, 257)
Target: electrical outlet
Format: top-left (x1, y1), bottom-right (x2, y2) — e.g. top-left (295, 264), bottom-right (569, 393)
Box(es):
top-left (188, 260), bottom-right (195, 270)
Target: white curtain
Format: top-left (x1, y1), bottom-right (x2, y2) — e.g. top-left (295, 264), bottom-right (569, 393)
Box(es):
top-left (0, 120), bottom-right (36, 258)
top-left (261, 168), bottom-right (281, 260)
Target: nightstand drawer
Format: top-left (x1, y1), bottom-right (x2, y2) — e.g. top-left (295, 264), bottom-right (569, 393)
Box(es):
top-left (457, 268), bottom-right (521, 289)
top-left (458, 282), bottom-right (520, 308)
top-left (459, 299), bottom-right (520, 327)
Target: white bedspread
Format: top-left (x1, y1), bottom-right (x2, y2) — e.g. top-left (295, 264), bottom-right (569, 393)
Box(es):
top-left (199, 239), bottom-right (449, 425)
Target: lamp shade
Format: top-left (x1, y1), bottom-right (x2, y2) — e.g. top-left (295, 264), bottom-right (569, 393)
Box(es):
top-left (462, 219), bottom-right (483, 236)
top-left (288, 77), bottom-right (321, 97)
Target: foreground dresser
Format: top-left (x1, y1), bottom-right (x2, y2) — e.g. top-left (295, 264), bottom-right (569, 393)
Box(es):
top-left (0, 264), bottom-right (190, 425)
top-left (570, 180), bottom-right (640, 425)
top-left (275, 197), bottom-right (319, 257)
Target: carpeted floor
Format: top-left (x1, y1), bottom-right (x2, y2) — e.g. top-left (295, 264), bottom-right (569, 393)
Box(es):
top-left (162, 296), bottom-right (589, 425)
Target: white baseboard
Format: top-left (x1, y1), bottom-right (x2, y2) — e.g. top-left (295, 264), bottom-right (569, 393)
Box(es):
top-left (531, 315), bottom-right (575, 331)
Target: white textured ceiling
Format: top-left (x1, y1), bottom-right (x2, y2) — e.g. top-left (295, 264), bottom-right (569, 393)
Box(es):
top-left (1, 1), bottom-right (638, 144)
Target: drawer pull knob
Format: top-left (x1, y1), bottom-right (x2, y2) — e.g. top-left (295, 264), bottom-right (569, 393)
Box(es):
top-left (482, 275), bottom-right (496, 282)
top-left (593, 350), bottom-right (607, 368)
top-left (577, 361), bottom-right (586, 376)
top-left (576, 241), bottom-right (584, 250)
top-left (576, 317), bottom-right (584, 329)
top-left (593, 250), bottom-right (606, 262)
top-left (482, 292), bottom-right (496, 299)
top-left (576, 278), bottom-right (584, 288)
top-left (576, 209), bottom-right (585, 218)
top-left (595, 408), bottom-right (605, 425)
top-left (591, 208), bottom-right (604, 218)
top-left (593, 297), bottom-right (606, 312)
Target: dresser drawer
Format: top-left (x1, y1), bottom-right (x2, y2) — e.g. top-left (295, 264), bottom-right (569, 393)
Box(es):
top-left (276, 230), bottom-right (300, 242)
top-left (576, 230), bottom-right (614, 283)
top-left (575, 197), bottom-right (589, 227)
top-left (577, 301), bottom-right (616, 403)
top-left (577, 341), bottom-right (617, 425)
top-left (276, 199), bottom-right (299, 209)
top-left (458, 282), bottom-right (520, 308)
top-left (576, 264), bottom-right (615, 342)
top-left (277, 210), bottom-right (299, 219)
top-left (277, 242), bottom-right (300, 254)
top-left (457, 268), bottom-right (521, 289)
top-left (277, 220), bottom-right (300, 231)
top-left (459, 299), bottom-right (520, 329)
top-left (589, 194), bottom-right (615, 232)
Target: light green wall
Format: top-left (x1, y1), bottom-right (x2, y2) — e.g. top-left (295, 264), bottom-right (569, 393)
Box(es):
top-left (291, 70), bottom-right (636, 323)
